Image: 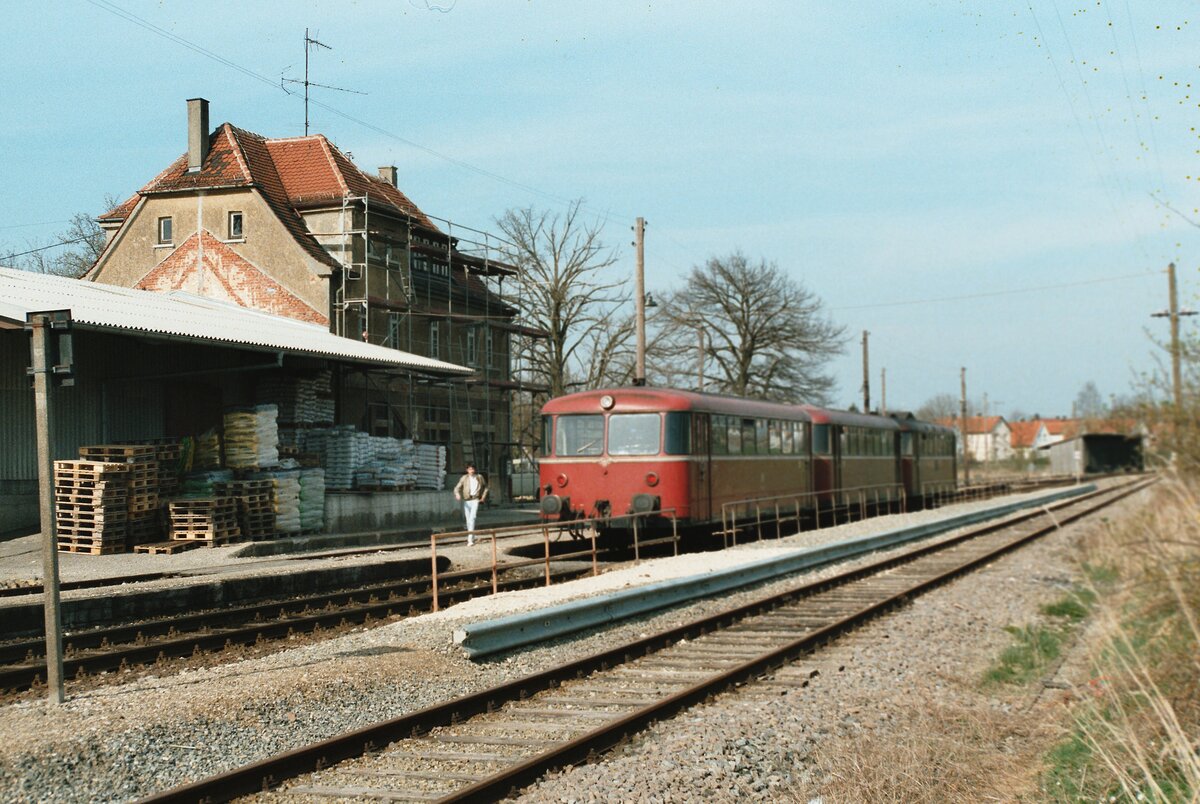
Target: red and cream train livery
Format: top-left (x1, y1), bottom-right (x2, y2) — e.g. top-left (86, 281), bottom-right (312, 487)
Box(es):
top-left (537, 387), bottom-right (956, 527)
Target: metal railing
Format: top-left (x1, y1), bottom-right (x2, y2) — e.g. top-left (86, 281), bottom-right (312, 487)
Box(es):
top-left (429, 509), bottom-right (680, 612)
top-left (718, 483), bottom-right (907, 548)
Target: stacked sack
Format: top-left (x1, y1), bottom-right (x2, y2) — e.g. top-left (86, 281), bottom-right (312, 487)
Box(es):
top-left (223, 404), bottom-right (279, 469)
top-left (252, 466), bottom-right (301, 533)
top-left (181, 469), bottom-right (235, 497)
top-left (323, 426), bottom-right (372, 490)
top-left (414, 443), bottom-right (447, 490)
top-left (194, 429), bottom-right (222, 470)
top-left (298, 468), bottom-right (326, 531)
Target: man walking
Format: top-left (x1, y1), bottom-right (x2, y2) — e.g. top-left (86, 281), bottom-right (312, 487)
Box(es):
top-left (453, 462), bottom-right (488, 545)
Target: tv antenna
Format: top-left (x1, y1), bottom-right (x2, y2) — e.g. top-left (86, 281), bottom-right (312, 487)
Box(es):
top-left (281, 28), bottom-right (366, 135)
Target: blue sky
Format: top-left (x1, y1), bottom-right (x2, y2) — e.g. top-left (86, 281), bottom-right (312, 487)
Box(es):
top-left (2, 1), bottom-right (1197, 416)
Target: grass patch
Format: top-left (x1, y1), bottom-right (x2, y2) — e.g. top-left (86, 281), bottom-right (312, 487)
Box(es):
top-left (983, 624), bottom-right (1066, 687)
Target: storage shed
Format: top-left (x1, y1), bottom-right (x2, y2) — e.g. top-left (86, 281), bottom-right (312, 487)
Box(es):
top-left (1042, 433), bottom-right (1144, 476)
top-left (0, 268), bottom-right (471, 534)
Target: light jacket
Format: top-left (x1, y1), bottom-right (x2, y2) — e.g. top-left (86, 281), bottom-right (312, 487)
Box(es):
top-left (454, 472), bottom-right (489, 501)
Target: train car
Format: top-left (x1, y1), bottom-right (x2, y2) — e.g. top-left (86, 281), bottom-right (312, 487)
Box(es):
top-left (889, 412), bottom-right (958, 504)
top-left (538, 387), bottom-right (812, 527)
top-left (802, 405), bottom-right (903, 508)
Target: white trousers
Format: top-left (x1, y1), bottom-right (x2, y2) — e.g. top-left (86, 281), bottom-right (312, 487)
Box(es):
top-left (463, 499), bottom-right (480, 532)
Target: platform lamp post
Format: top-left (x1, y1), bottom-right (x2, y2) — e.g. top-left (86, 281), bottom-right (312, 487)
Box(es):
top-left (27, 310), bottom-right (74, 704)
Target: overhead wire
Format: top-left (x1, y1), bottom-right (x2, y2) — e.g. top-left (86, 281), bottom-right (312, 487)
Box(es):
top-left (830, 270), bottom-right (1157, 312)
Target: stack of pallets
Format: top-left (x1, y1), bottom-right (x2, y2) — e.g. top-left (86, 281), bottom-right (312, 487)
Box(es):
top-left (212, 479), bottom-right (275, 539)
top-left (167, 498), bottom-right (242, 546)
top-left (53, 460), bottom-right (131, 555)
top-left (79, 445), bottom-right (161, 546)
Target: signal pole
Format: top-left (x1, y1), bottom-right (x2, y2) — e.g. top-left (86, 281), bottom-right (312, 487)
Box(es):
top-left (960, 367), bottom-right (970, 485)
top-left (861, 330), bottom-right (870, 412)
top-left (633, 217), bottom-right (647, 386)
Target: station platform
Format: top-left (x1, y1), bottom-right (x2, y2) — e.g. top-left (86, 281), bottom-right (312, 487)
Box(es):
top-left (0, 504), bottom-right (546, 635)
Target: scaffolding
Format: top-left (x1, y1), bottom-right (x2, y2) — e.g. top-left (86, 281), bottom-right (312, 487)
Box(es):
top-left (328, 192), bottom-right (542, 497)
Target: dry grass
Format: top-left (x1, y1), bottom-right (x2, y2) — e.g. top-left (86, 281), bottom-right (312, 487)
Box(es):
top-left (808, 703), bottom-right (1051, 803)
top-left (1054, 475), bottom-right (1200, 802)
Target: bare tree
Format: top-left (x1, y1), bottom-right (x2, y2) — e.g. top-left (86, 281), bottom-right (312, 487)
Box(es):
top-left (497, 200), bottom-right (630, 398)
top-left (2, 197), bottom-right (114, 277)
top-left (653, 252), bottom-right (845, 403)
top-left (916, 393), bottom-right (961, 423)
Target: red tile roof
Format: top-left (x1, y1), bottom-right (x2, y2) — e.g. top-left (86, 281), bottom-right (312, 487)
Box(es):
top-left (1041, 418), bottom-right (1078, 437)
top-left (97, 123), bottom-right (442, 271)
top-left (1008, 420), bottom-right (1043, 448)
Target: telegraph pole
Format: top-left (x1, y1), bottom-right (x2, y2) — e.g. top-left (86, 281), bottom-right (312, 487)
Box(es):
top-left (861, 330), bottom-right (870, 412)
top-left (880, 368), bottom-right (887, 417)
top-left (633, 217), bottom-right (647, 386)
top-left (960, 367), bottom-right (970, 485)
top-left (1151, 262), bottom-right (1196, 414)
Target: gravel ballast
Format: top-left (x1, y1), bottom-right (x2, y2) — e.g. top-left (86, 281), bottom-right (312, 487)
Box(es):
top-left (0, 483), bottom-right (1143, 802)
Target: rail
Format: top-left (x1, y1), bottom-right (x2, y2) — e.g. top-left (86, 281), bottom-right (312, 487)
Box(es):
top-left (429, 509), bottom-right (680, 611)
top-left (718, 483), bottom-right (906, 547)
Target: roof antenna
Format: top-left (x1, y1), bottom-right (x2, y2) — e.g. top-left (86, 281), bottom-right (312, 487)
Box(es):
top-left (281, 28), bottom-right (366, 135)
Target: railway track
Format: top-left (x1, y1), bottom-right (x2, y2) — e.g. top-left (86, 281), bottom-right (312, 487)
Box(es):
top-left (0, 565), bottom-right (590, 695)
top-left (141, 477), bottom-right (1152, 804)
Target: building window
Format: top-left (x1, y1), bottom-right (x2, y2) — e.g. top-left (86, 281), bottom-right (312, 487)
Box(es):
top-left (466, 328), bottom-right (478, 366)
top-left (387, 313), bottom-right (402, 348)
top-left (485, 328), bottom-right (494, 367)
top-left (157, 217), bottom-right (172, 244)
top-left (429, 321), bottom-right (440, 359)
top-left (228, 211), bottom-right (243, 239)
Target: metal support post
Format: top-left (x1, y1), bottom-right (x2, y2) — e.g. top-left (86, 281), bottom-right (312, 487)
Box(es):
top-left (431, 533), bottom-right (440, 612)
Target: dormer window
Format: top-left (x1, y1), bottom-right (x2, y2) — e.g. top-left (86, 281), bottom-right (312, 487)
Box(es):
top-left (157, 217), bottom-right (173, 245)
top-left (228, 211), bottom-right (243, 240)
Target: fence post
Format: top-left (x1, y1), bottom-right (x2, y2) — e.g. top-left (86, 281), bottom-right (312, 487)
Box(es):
top-left (633, 515), bottom-right (641, 562)
top-left (491, 530), bottom-right (499, 594)
top-left (671, 513), bottom-right (679, 556)
top-left (430, 532), bottom-right (440, 613)
top-left (774, 501), bottom-right (781, 540)
top-left (755, 503), bottom-right (763, 541)
top-left (591, 528), bottom-right (599, 576)
top-left (543, 525), bottom-right (551, 586)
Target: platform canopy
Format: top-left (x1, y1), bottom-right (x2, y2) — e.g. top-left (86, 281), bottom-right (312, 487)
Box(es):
top-left (0, 267), bottom-right (472, 377)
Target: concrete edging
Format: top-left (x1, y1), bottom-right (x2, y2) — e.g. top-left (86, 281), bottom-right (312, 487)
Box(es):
top-left (453, 484), bottom-right (1096, 659)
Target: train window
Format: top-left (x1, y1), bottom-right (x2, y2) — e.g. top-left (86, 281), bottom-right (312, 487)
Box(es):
top-left (556, 414), bottom-right (604, 456)
top-left (781, 422), bottom-right (793, 454)
top-left (756, 419), bottom-right (770, 453)
top-left (793, 421), bottom-right (806, 454)
top-left (740, 419), bottom-right (756, 455)
top-left (813, 425), bottom-right (830, 455)
top-left (541, 416), bottom-right (554, 457)
top-left (712, 415), bottom-right (728, 454)
top-left (727, 418), bottom-right (742, 454)
top-left (609, 413), bottom-right (661, 455)
top-left (768, 420), bottom-right (783, 454)
top-left (665, 412), bottom-right (690, 455)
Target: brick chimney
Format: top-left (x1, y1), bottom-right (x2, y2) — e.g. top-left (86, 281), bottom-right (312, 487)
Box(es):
top-left (378, 165), bottom-right (398, 187)
top-left (187, 98), bottom-right (210, 173)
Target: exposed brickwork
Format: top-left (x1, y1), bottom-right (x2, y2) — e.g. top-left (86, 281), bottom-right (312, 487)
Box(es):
top-left (136, 230), bottom-right (328, 326)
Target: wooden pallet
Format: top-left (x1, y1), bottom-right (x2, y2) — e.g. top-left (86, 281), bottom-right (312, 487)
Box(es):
top-left (134, 540), bottom-right (201, 555)
top-left (57, 537), bottom-right (126, 555)
top-left (54, 460), bottom-right (132, 476)
top-left (170, 528), bottom-right (241, 543)
top-left (78, 444), bottom-right (156, 462)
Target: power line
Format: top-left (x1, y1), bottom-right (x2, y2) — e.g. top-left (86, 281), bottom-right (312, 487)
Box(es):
top-left (831, 270), bottom-right (1156, 312)
top-left (0, 219), bottom-right (71, 231)
top-left (85, 0), bottom-right (631, 229)
top-left (2, 237), bottom-right (89, 263)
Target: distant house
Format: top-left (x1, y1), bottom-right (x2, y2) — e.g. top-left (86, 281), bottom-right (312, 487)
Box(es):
top-left (1008, 420), bottom-right (1050, 458)
top-left (937, 415), bottom-right (1013, 463)
top-left (85, 98), bottom-right (527, 484)
top-left (1041, 418), bottom-right (1079, 445)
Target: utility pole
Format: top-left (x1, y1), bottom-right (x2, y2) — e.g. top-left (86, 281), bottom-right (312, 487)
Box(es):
top-left (28, 312), bottom-right (68, 704)
top-left (633, 217), bottom-right (647, 386)
top-left (861, 330), bottom-right (870, 412)
top-left (1151, 262), bottom-right (1197, 414)
top-left (960, 367), bottom-right (970, 485)
top-left (880, 368), bottom-right (887, 417)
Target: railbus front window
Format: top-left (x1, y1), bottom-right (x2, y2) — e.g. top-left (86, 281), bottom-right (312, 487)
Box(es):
top-left (609, 413), bottom-right (662, 455)
top-left (665, 412), bottom-right (691, 455)
top-left (813, 424), bottom-right (831, 455)
top-left (556, 414), bottom-right (605, 456)
top-left (541, 416), bottom-right (554, 456)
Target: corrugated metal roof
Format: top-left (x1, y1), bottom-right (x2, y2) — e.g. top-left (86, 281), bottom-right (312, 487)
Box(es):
top-left (0, 267), bottom-right (472, 376)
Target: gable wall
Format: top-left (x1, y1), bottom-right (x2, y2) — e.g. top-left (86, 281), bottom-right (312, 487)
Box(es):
top-left (91, 189), bottom-right (329, 320)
